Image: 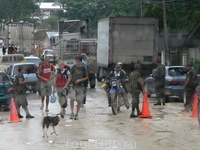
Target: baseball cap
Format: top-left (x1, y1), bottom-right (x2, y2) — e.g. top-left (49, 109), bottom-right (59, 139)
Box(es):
top-left (115, 64), bottom-right (121, 68)
top-left (156, 58), bottom-right (161, 63)
top-left (117, 62), bottom-right (123, 65)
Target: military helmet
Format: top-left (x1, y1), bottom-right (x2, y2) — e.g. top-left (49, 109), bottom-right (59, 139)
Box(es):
top-left (134, 63), bottom-right (141, 69)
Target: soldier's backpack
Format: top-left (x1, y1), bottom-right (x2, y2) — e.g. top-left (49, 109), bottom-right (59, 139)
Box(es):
top-left (126, 71), bottom-right (142, 92)
top-left (55, 68), bottom-right (68, 88)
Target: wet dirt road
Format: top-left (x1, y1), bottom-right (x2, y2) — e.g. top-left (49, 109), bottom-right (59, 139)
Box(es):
top-left (0, 81), bottom-right (200, 150)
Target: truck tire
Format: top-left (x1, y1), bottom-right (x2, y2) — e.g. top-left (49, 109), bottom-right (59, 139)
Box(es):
top-left (89, 73), bottom-right (96, 88)
top-left (97, 66), bottom-right (102, 82)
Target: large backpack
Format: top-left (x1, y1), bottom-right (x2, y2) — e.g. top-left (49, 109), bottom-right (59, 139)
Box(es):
top-left (55, 68), bottom-right (68, 88)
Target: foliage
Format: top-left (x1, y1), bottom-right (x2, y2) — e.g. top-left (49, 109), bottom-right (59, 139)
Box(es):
top-left (0, 0), bottom-right (39, 22)
top-left (193, 60), bottom-right (200, 71)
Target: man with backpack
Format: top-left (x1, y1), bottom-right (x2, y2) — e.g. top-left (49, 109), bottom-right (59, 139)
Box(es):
top-left (14, 66), bottom-right (34, 118)
top-left (127, 64), bottom-right (145, 118)
top-left (63, 56), bottom-right (88, 120)
top-left (37, 56), bottom-right (56, 112)
top-left (55, 60), bottom-right (70, 117)
top-left (182, 64), bottom-right (198, 112)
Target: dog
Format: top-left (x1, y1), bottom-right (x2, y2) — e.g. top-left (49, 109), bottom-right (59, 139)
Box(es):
top-left (42, 114), bottom-right (60, 138)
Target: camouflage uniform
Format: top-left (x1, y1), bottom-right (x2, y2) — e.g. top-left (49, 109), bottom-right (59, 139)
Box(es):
top-left (14, 73), bottom-right (33, 118)
top-left (153, 64), bottom-right (166, 105)
top-left (185, 68), bottom-right (198, 111)
top-left (127, 70), bottom-right (143, 116)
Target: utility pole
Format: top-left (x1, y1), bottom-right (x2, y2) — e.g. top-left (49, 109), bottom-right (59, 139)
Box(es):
top-left (162, 0), bottom-right (169, 65)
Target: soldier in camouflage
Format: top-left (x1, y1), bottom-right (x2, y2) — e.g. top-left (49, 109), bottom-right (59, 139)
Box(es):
top-left (153, 58), bottom-right (166, 106)
top-left (14, 67), bottom-right (34, 119)
top-left (182, 64), bottom-right (198, 112)
top-left (127, 64), bottom-right (145, 117)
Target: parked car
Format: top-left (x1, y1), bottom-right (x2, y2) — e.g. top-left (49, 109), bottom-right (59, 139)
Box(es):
top-left (6, 63), bottom-right (38, 92)
top-left (144, 66), bottom-right (187, 102)
top-left (25, 56), bottom-right (42, 66)
top-left (41, 49), bottom-right (57, 64)
top-left (0, 54), bottom-right (25, 71)
top-left (63, 53), bottom-right (96, 88)
top-left (0, 71), bottom-right (15, 110)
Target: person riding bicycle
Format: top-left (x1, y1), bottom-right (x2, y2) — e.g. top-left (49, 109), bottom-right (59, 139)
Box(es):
top-left (104, 64), bottom-right (130, 109)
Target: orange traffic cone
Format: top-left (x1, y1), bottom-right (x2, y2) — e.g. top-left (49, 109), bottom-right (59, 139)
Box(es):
top-left (190, 93), bottom-right (198, 118)
top-left (8, 98), bottom-right (22, 123)
top-left (138, 93), bottom-right (153, 119)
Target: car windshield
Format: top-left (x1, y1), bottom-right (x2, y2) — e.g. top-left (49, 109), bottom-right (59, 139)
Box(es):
top-left (13, 65), bottom-right (37, 74)
top-left (45, 51), bottom-right (54, 55)
top-left (168, 67), bottom-right (187, 76)
top-left (0, 73), bottom-right (10, 82)
top-left (63, 54), bottom-right (87, 60)
top-left (26, 58), bottom-right (41, 65)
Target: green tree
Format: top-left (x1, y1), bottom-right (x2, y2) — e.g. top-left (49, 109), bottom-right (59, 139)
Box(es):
top-left (0, 0), bottom-right (39, 22)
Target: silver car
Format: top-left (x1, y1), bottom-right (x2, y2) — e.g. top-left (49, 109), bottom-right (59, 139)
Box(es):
top-left (6, 63), bottom-right (38, 92)
top-left (144, 66), bottom-right (187, 102)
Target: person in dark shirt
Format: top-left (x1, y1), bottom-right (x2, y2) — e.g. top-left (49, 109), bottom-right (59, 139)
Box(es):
top-left (153, 58), bottom-right (166, 106)
top-left (182, 64), bottom-right (198, 112)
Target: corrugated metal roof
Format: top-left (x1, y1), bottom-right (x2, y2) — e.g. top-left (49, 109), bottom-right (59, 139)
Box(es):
top-left (36, 2), bottom-right (64, 10)
top-left (46, 32), bottom-right (58, 39)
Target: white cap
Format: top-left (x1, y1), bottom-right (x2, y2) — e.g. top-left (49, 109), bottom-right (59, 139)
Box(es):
top-left (117, 62), bottom-right (123, 65)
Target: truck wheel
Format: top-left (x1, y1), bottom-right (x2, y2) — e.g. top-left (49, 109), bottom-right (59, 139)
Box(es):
top-left (165, 95), bottom-right (169, 103)
top-left (89, 73), bottom-right (96, 88)
top-left (97, 66), bottom-right (102, 82)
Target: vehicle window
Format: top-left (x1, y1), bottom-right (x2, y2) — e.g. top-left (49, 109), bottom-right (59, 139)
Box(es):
top-left (63, 54), bottom-right (87, 60)
top-left (0, 73), bottom-right (10, 82)
top-left (168, 68), bottom-right (187, 76)
top-left (14, 65), bottom-right (37, 74)
top-left (13, 56), bottom-right (24, 62)
top-left (7, 65), bottom-right (13, 75)
top-left (26, 59), bottom-right (41, 65)
top-left (2, 56), bottom-right (12, 62)
top-left (47, 51), bottom-right (53, 54)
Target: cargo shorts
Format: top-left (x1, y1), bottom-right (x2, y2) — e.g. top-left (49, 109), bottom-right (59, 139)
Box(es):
top-left (15, 94), bottom-right (28, 107)
top-left (40, 80), bottom-right (53, 96)
top-left (69, 85), bottom-right (84, 104)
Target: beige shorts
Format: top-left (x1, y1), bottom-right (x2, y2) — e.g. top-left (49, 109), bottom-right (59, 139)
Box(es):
top-left (69, 85), bottom-right (84, 104)
top-left (40, 80), bottom-right (53, 96)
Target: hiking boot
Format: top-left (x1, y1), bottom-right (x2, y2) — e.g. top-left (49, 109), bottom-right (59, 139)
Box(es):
top-left (74, 114), bottom-right (78, 120)
top-left (130, 111), bottom-right (138, 118)
top-left (70, 112), bottom-right (74, 119)
top-left (154, 102), bottom-right (161, 106)
top-left (26, 115), bottom-right (34, 118)
top-left (137, 111), bottom-right (142, 116)
top-left (18, 114), bottom-right (23, 118)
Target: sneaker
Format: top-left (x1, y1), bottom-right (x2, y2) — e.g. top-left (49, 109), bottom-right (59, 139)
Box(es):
top-left (40, 104), bottom-right (44, 110)
top-left (26, 115), bottom-right (34, 118)
top-left (45, 109), bottom-right (49, 112)
top-left (70, 112), bottom-right (74, 119)
top-left (60, 112), bottom-right (64, 118)
top-left (18, 114), bottom-right (23, 118)
top-left (74, 114), bottom-right (78, 120)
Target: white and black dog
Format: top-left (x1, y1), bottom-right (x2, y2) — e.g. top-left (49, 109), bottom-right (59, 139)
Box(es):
top-left (42, 114), bottom-right (60, 138)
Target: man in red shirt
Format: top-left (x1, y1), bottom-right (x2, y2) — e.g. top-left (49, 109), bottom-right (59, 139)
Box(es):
top-left (37, 56), bottom-right (56, 112)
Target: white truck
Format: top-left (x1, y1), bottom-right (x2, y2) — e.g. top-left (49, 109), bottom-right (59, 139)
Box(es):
top-left (96, 17), bottom-right (159, 81)
top-left (6, 22), bottom-right (34, 56)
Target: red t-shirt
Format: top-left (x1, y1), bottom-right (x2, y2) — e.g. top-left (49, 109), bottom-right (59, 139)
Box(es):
top-left (39, 63), bottom-right (55, 82)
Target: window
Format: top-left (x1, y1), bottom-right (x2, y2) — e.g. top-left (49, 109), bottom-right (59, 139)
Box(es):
top-left (0, 73), bottom-right (10, 82)
top-left (168, 68), bottom-right (187, 76)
